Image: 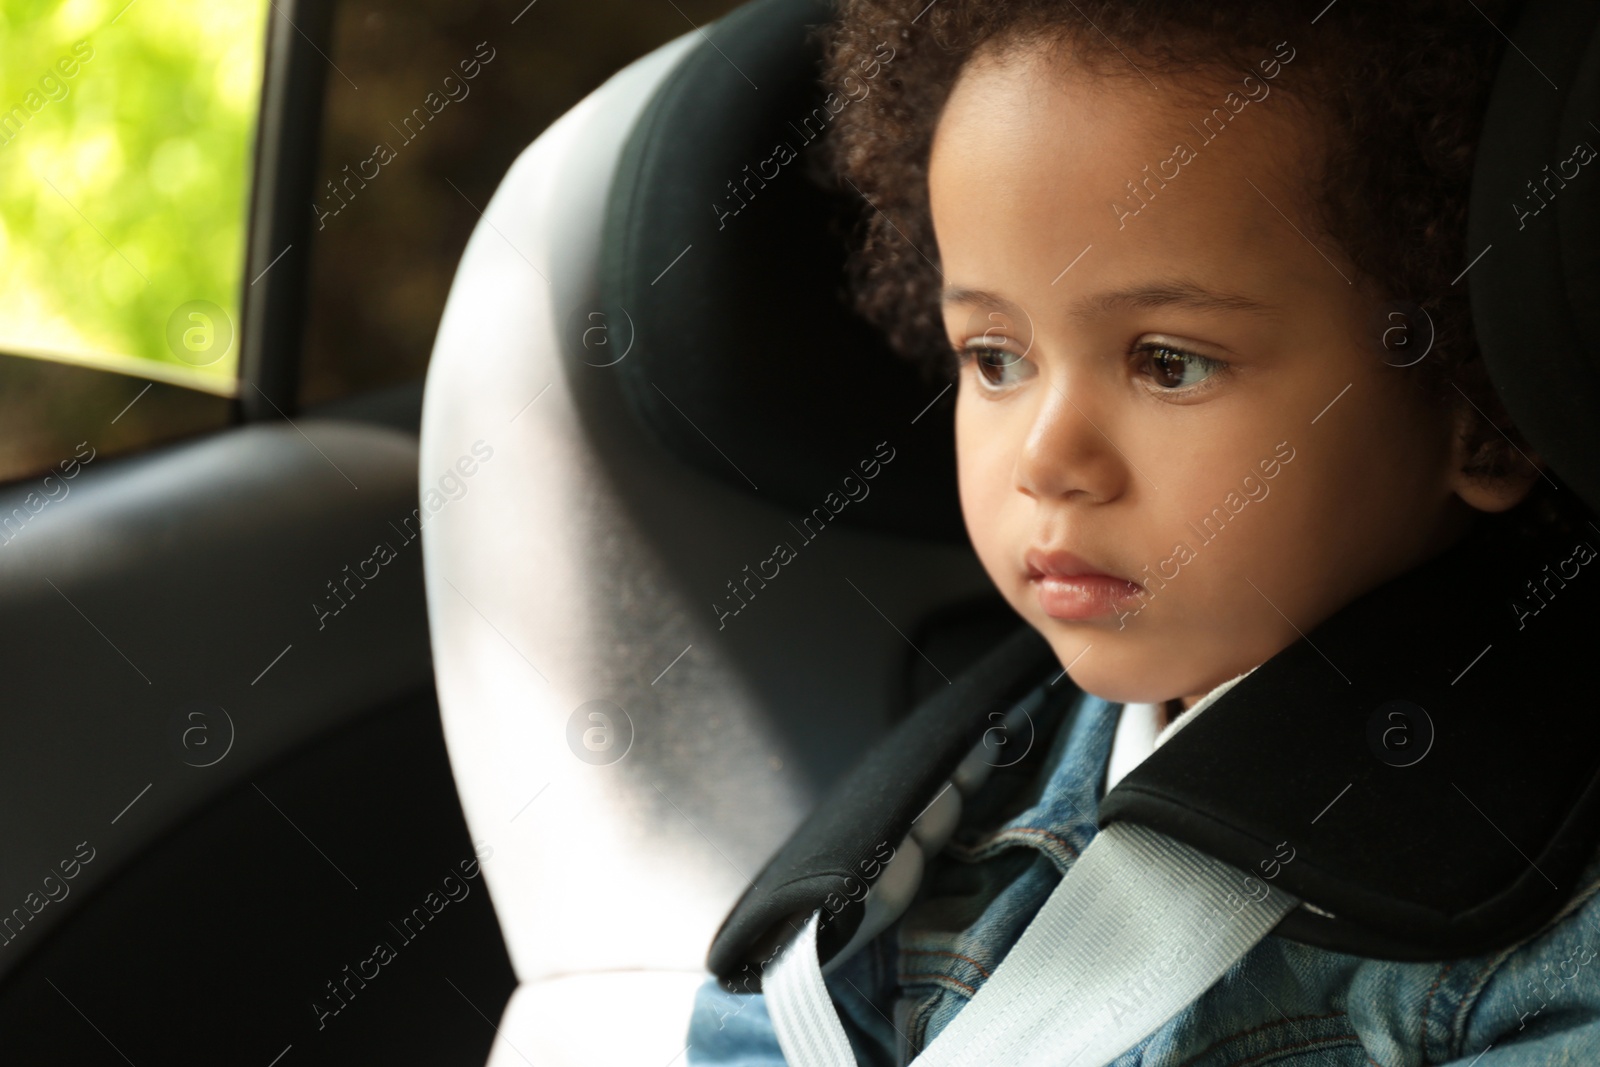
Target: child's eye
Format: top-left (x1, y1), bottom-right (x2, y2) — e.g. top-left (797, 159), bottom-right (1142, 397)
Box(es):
top-left (954, 344), bottom-right (1032, 390)
top-left (953, 340), bottom-right (1228, 395)
top-left (1136, 342), bottom-right (1227, 393)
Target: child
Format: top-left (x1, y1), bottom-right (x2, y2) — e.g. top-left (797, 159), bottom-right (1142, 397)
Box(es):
top-left (686, 0), bottom-right (1600, 1062)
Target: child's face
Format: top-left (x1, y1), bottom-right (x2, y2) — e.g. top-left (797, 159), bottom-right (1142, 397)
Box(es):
top-left (930, 43), bottom-right (1507, 709)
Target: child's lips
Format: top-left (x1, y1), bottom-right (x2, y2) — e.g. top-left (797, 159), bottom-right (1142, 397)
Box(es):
top-left (1023, 547), bottom-right (1143, 620)
top-left (1031, 573), bottom-right (1144, 620)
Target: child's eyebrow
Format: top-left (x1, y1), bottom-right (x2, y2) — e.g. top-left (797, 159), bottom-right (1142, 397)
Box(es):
top-left (941, 280), bottom-right (1279, 322)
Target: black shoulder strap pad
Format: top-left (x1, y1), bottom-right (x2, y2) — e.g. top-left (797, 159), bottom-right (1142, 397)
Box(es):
top-left (1101, 509), bottom-right (1600, 959)
top-left (705, 622), bottom-right (1069, 993)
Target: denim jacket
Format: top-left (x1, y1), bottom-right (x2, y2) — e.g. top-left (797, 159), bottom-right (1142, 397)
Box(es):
top-left (684, 685), bottom-right (1600, 1066)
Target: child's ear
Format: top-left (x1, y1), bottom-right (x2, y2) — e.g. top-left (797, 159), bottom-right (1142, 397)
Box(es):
top-left (1445, 399), bottom-right (1544, 514)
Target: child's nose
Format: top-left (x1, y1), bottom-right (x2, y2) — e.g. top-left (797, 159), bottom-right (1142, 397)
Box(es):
top-left (1013, 379), bottom-right (1127, 503)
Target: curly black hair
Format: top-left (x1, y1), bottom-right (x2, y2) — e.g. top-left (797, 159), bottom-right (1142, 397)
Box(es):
top-left (808, 0), bottom-right (1595, 543)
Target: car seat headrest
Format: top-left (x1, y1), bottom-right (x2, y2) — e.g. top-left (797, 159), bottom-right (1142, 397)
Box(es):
top-left (597, 0), bottom-right (966, 544)
top-left (1469, 0), bottom-right (1600, 514)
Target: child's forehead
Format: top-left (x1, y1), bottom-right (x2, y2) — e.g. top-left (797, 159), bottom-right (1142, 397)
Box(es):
top-left (931, 71), bottom-right (1332, 290)
top-left (942, 48), bottom-right (1317, 161)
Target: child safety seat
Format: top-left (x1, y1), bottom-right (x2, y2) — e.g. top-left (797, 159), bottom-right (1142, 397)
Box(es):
top-left (417, 0), bottom-right (1600, 1063)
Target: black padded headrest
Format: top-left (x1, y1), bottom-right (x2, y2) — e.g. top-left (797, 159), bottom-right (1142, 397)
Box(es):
top-left (1469, 0), bottom-right (1600, 516)
top-left (596, 0), bottom-right (967, 544)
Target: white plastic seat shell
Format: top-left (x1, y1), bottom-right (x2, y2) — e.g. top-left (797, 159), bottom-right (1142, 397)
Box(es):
top-left (418, 20), bottom-right (995, 1067)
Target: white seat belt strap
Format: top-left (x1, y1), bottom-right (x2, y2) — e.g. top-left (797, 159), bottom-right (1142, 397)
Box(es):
top-left (765, 821), bottom-right (1298, 1067)
top-left (765, 907), bottom-right (861, 1065)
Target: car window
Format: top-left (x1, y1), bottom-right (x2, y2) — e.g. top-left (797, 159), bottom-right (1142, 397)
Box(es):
top-left (0, 0), bottom-right (269, 482)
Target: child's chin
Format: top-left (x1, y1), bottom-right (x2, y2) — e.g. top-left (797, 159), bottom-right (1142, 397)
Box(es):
top-left (1044, 648), bottom-right (1171, 706)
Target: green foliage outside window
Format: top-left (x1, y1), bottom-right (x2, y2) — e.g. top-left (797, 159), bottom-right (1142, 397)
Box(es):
top-left (0, 0), bottom-right (268, 394)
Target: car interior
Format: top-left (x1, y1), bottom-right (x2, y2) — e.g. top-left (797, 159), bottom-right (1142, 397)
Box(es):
top-left (33, 0), bottom-right (1600, 1061)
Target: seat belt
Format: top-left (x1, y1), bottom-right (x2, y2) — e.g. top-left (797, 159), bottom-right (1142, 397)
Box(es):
top-left (765, 820), bottom-right (1298, 1067)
